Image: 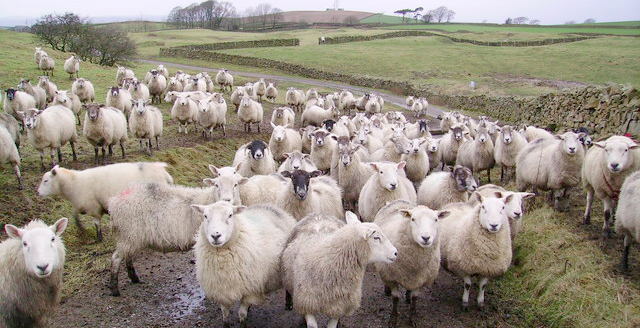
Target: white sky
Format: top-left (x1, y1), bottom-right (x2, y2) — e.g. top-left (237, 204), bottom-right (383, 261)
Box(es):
top-left (1, 0), bottom-right (638, 25)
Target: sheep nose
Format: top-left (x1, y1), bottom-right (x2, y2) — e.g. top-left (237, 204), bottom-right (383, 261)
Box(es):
top-left (490, 224), bottom-right (499, 231)
top-left (389, 183), bottom-right (397, 190)
top-left (37, 264), bottom-right (49, 273)
top-left (610, 163), bottom-right (619, 171)
top-left (513, 212), bottom-right (521, 219)
top-left (569, 147), bottom-right (576, 153)
top-left (222, 198), bottom-right (232, 202)
top-left (422, 236), bottom-right (430, 244)
top-left (211, 233), bottom-right (221, 242)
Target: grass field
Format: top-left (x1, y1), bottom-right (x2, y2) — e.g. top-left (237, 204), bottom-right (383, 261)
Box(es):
top-left (383, 23), bottom-right (640, 35)
top-left (1, 27), bottom-right (639, 327)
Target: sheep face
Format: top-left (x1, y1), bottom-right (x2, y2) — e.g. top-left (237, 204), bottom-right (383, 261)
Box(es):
top-left (132, 100), bottom-right (148, 115)
top-left (339, 144), bottom-right (358, 166)
top-left (212, 93), bottom-right (225, 104)
top-left (322, 119), bottom-right (336, 132)
top-left (476, 128), bottom-right (490, 144)
top-left (192, 202), bottom-right (240, 247)
top-left (312, 130), bottom-right (330, 147)
top-left (247, 140), bottom-right (267, 160)
top-left (75, 79), bottom-right (86, 89)
top-left (370, 162), bottom-right (405, 191)
top-left (271, 125), bottom-right (287, 143)
top-left (499, 126), bottom-right (513, 144)
top-left (281, 170), bottom-right (322, 200)
top-left (400, 207), bottom-right (450, 247)
top-left (53, 91), bottom-right (69, 105)
top-left (594, 138), bottom-right (638, 173)
top-left (347, 215), bottom-right (397, 264)
top-left (392, 136), bottom-right (412, 155)
top-left (197, 99), bottom-right (211, 113)
top-left (409, 138), bottom-right (426, 154)
top-left (204, 175), bottom-right (247, 203)
top-left (475, 193), bottom-right (512, 233)
top-left (5, 88), bottom-right (17, 101)
top-left (275, 108), bottom-right (285, 118)
top-left (37, 166), bottom-right (61, 196)
top-left (558, 131), bottom-right (584, 155)
top-left (453, 166), bottom-right (478, 193)
top-left (427, 138), bottom-right (440, 153)
top-left (4, 218), bottom-right (67, 278)
top-left (239, 95), bottom-right (253, 109)
top-left (503, 191), bottom-right (535, 220)
top-left (451, 127), bottom-right (464, 141)
top-left (20, 109), bottom-right (42, 129)
top-left (418, 120), bottom-right (429, 133)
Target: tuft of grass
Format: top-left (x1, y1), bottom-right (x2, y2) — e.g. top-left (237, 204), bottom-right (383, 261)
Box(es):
top-left (495, 205), bottom-right (640, 328)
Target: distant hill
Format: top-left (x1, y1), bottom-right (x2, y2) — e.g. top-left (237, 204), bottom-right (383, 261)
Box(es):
top-left (279, 10), bottom-right (375, 24)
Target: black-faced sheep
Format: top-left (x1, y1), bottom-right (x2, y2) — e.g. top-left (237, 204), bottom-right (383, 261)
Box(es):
top-left (232, 140), bottom-right (277, 178)
top-left (279, 169), bottom-right (344, 220)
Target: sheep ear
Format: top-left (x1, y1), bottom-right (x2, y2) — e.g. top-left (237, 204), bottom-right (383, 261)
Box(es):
top-left (310, 170), bottom-right (322, 178)
top-left (270, 122), bottom-right (276, 129)
top-left (593, 141), bottom-right (605, 149)
top-left (280, 171), bottom-right (292, 178)
top-left (494, 191), bottom-right (503, 198)
top-left (369, 163), bottom-right (379, 171)
top-left (5, 224), bottom-right (24, 239)
top-left (191, 204), bottom-right (206, 214)
top-left (519, 192), bottom-right (536, 200)
top-left (345, 211), bottom-right (360, 225)
top-left (630, 144), bottom-right (638, 150)
top-left (51, 217), bottom-right (68, 236)
top-left (397, 161), bottom-right (406, 170)
top-left (358, 226), bottom-right (376, 240)
top-left (399, 209), bottom-right (412, 218)
top-left (474, 192), bottom-right (483, 203)
top-left (51, 165), bottom-right (59, 175)
top-left (208, 165), bottom-right (220, 177)
top-left (331, 135), bottom-right (338, 141)
top-left (202, 178), bottom-right (215, 186)
top-left (239, 177), bottom-right (249, 185)
top-left (233, 205), bottom-right (247, 214)
top-left (437, 211), bottom-right (450, 220)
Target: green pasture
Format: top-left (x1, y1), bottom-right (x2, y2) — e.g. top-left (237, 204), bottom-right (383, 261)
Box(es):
top-left (383, 23), bottom-right (640, 36)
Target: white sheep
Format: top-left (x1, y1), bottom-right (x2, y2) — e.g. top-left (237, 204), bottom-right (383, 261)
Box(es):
top-left (439, 111), bottom-right (458, 133)
top-left (0, 218), bottom-right (68, 328)
top-left (116, 65), bottom-right (135, 86)
top-left (286, 87), bottom-right (305, 112)
top-left (71, 78), bottom-right (95, 103)
top-left (106, 86), bottom-right (133, 118)
top-left (301, 105), bottom-right (339, 127)
top-left (271, 106), bottom-right (295, 127)
top-left (34, 46), bottom-right (47, 66)
top-left (281, 211), bottom-right (397, 328)
top-left (440, 193), bottom-right (513, 310)
top-left (37, 162), bottom-right (173, 241)
top-left (582, 135), bottom-right (639, 235)
top-left (309, 129), bottom-right (338, 173)
top-left (425, 137), bottom-right (441, 171)
top-left (128, 79), bottom-right (150, 102)
top-left (184, 77), bottom-right (207, 93)
top-left (439, 124), bottom-right (470, 168)
top-left (468, 184), bottom-right (535, 241)
top-left (405, 95), bottom-right (415, 107)
top-left (82, 103), bottom-right (127, 163)
top-left (279, 170), bottom-right (344, 220)
top-left (333, 143), bottom-right (374, 211)
top-left (192, 202), bottom-right (296, 327)
top-left (237, 94), bottom-right (263, 133)
top-left (373, 200), bottom-right (450, 326)
top-left (37, 76), bottom-right (58, 103)
top-left (156, 64), bottom-right (169, 78)
top-left (354, 127), bottom-right (384, 155)
top-left (232, 140), bottom-right (277, 178)
top-left (0, 125), bottom-right (22, 189)
top-left (494, 125), bottom-right (527, 182)
top-left (278, 150), bottom-right (318, 173)
top-left (230, 86), bottom-right (246, 111)
top-left (3, 88), bottom-right (36, 122)
top-left (164, 90), bottom-right (211, 103)
top-left (269, 123), bottom-right (303, 162)
top-left (18, 105), bottom-right (78, 170)
top-left (129, 99), bottom-right (163, 155)
top-left (299, 126), bottom-right (317, 154)
top-left (253, 78), bottom-right (267, 102)
top-left (16, 79), bottom-right (46, 109)
top-left (358, 161), bottom-right (417, 222)
top-left (0, 113), bottom-right (21, 150)
top-left (215, 69), bottom-right (234, 92)
top-left (147, 70), bottom-right (167, 104)
top-left (51, 90), bottom-right (82, 125)
top-left (516, 131), bottom-right (585, 211)
top-left (107, 174), bottom-right (247, 296)
top-left (63, 54), bottom-right (80, 80)
top-left (417, 166), bottom-right (478, 210)
top-left (339, 89), bottom-right (357, 114)
top-left (364, 96), bottom-right (382, 115)
top-left (405, 119), bottom-right (432, 139)
top-left (265, 82), bottom-right (278, 102)
top-left (615, 171), bottom-right (640, 270)
top-left (402, 137), bottom-right (429, 186)
top-left (170, 93), bottom-right (198, 134)
top-left (521, 125), bottom-right (555, 142)
top-left (195, 93), bottom-right (227, 139)
top-left (456, 126), bottom-right (495, 183)
top-left (166, 76), bottom-right (184, 93)
top-left (38, 54), bottom-right (55, 76)
top-left (370, 135), bottom-right (413, 163)
top-left (410, 97), bottom-right (429, 117)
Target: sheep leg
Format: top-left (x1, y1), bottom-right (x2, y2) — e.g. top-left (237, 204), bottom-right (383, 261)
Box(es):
top-left (125, 258), bottom-right (139, 283)
top-left (101, 147), bottom-right (107, 165)
top-left (221, 125), bottom-right (226, 137)
top-left (405, 289), bottom-right (412, 304)
top-left (108, 144), bottom-right (113, 157)
top-left (583, 188), bottom-right (594, 224)
top-left (602, 200), bottom-right (614, 238)
top-left (12, 163), bottom-right (23, 190)
top-left (238, 302), bottom-right (251, 328)
top-left (285, 291), bottom-right (293, 310)
top-left (92, 216), bottom-right (103, 242)
top-left (220, 305), bottom-right (231, 328)
top-left (120, 142), bottom-right (126, 159)
top-left (39, 150), bottom-right (46, 170)
top-left (621, 234), bottom-right (631, 271)
top-left (389, 295), bottom-right (399, 328)
top-left (73, 210), bottom-right (89, 240)
top-left (51, 148), bottom-right (58, 167)
top-left (304, 314), bottom-right (318, 328)
top-left (327, 318), bottom-right (339, 328)
top-left (93, 147), bottom-right (99, 164)
top-left (155, 136), bottom-right (160, 151)
top-left (109, 250), bottom-right (123, 296)
top-left (462, 276), bottom-right (472, 311)
top-left (409, 294), bottom-right (419, 328)
top-left (486, 168), bottom-right (491, 183)
top-left (70, 141), bottom-right (77, 161)
top-left (477, 277), bottom-right (489, 310)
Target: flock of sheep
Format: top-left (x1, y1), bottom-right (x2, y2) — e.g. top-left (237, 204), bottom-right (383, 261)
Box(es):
top-left (1, 46), bottom-right (639, 328)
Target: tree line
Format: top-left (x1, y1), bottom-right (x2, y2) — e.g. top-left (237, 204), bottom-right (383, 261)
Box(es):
top-left (394, 6), bottom-right (455, 23)
top-left (31, 13), bottom-right (137, 66)
top-left (167, 0), bottom-right (283, 31)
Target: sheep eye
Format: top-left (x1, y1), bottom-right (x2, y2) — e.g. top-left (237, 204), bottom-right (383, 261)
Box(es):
top-left (23, 242), bottom-right (27, 247)
top-left (373, 236), bottom-right (381, 241)
top-left (51, 237), bottom-right (55, 242)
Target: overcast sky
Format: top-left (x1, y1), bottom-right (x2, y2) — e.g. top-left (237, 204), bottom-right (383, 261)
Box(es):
top-left (1, 0), bottom-right (638, 25)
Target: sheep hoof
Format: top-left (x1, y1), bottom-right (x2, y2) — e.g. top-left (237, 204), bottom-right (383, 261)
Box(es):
top-left (240, 319), bottom-right (247, 328)
top-left (462, 302), bottom-right (469, 312)
top-left (223, 323), bottom-right (231, 328)
top-left (477, 302), bottom-right (485, 311)
top-left (583, 216), bottom-right (591, 225)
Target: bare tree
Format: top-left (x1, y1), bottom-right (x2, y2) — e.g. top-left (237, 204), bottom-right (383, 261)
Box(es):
top-left (413, 7), bottom-right (423, 22)
top-left (422, 11), bottom-right (433, 23)
top-left (254, 3), bottom-right (272, 29)
top-left (394, 9), bottom-right (412, 23)
top-left (583, 18), bottom-right (596, 23)
top-left (445, 9), bottom-right (455, 22)
top-left (31, 12), bottom-right (87, 52)
top-left (344, 15), bottom-right (358, 26)
top-left (505, 17), bottom-right (512, 24)
top-left (431, 6), bottom-right (449, 23)
top-left (529, 19), bottom-right (540, 25)
top-left (512, 16), bottom-right (529, 24)
top-left (269, 8), bottom-right (283, 28)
